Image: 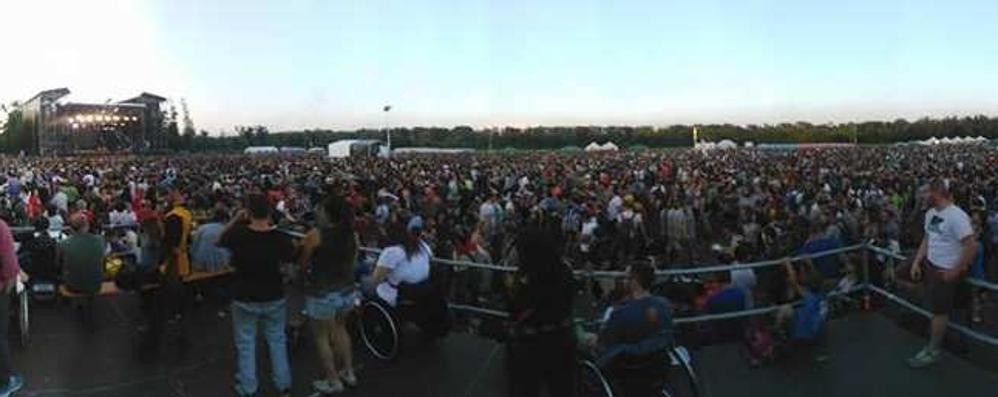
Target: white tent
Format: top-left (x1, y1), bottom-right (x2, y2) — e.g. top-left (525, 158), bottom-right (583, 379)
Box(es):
top-left (716, 139), bottom-right (738, 150)
top-left (585, 141), bottom-right (619, 152)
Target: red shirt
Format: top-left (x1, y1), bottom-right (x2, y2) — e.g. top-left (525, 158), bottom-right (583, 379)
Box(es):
top-left (26, 194), bottom-right (42, 219)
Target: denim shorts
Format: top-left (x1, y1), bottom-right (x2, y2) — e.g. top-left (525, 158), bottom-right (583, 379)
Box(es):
top-left (305, 288), bottom-right (359, 320)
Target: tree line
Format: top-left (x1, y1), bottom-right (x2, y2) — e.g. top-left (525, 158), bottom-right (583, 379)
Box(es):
top-left (4, 105), bottom-right (998, 153)
top-left (213, 116), bottom-right (998, 151)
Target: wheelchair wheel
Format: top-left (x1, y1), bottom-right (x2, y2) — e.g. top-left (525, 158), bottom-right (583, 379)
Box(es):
top-left (661, 346), bottom-right (703, 397)
top-left (359, 300), bottom-right (399, 361)
top-left (577, 359), bottom-right (614, 397)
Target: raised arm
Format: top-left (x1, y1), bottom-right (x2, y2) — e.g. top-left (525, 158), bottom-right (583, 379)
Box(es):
top-left (783, 259), bottom-right (805, 298)
top-left (297, 229), bottom-right (320, 269)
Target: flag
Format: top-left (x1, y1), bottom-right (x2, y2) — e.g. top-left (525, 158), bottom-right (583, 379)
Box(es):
top-left (383, 105), bottom-right (392, 112)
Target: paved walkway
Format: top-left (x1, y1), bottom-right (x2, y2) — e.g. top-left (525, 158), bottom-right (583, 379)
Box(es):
top-left (9, 294), bottom-right (998, 396)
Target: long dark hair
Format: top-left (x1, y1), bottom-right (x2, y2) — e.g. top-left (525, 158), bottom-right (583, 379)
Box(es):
top-left (320, 194), bottom-right (356, 264)
top-left (388, 216), bottom-right (424, 259)
top-left (512, 225), bottom-right (573, 321)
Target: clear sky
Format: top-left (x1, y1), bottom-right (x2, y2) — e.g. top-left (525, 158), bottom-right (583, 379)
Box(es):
top-left (2, 0), bottom-right (998, 133)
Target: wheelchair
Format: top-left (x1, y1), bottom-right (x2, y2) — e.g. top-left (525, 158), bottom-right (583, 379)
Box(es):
top-left (359, 279), bottom-right (451, 361)
top-left (577, 345), bottom-right (703, 397)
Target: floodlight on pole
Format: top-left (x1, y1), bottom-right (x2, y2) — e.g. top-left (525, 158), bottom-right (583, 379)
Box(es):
top-left (383, 104), bottom-right (392, 155)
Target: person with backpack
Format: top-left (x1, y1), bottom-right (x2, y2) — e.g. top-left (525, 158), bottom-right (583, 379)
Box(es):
top-left (775, 259), bottom-right (829, 362)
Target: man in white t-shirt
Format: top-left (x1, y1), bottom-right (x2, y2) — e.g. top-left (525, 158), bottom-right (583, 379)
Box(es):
top-left (907, 179), bottom-right (976, 368)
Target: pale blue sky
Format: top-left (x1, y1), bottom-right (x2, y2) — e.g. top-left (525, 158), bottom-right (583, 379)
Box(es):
top-left (3, 0), bottom-right (998, 132)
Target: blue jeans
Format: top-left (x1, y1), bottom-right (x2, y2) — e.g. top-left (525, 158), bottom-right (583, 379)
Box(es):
top-left (232, 299), bottom-right (291, 395)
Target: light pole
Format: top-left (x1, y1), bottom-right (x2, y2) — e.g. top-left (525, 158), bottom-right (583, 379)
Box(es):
top-left (383, 105), bottom-right (392, 155)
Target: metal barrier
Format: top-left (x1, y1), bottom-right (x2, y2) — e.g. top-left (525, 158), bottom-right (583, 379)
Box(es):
top-left (592, 244), bottom-right (864, 278)
top-left (355, 240), bottom-right (868, 324)
top-left (863, 244), bottom-right (998, 347)
top-left (354, 239), bottom-right (998, 352)
top-left (866, 244), bottom-right (998, 293)
top-left (867, 285), bottom-right (998, 346)
top-left (22, 222), bottom-right (997, 348)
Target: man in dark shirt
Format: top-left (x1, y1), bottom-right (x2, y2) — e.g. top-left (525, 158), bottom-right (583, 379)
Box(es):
top-left (219, 194), bottom-right (295, 397)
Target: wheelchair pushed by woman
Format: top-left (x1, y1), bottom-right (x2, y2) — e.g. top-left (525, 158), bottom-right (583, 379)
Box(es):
top-left (575, 261), bottom-right (704, 397)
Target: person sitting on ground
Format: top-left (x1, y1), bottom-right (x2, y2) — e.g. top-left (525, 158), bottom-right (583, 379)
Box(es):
top-left (776, 259), bottom-right (829, 361)
top-left (57, 213), bottom-right (106, 295)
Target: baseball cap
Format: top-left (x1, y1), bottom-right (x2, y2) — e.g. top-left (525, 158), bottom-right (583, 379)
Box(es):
top-left (407, 216), bottom-right (424, 232)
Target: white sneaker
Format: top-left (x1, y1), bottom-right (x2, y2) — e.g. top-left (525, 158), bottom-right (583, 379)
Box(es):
top-left (341, 371), bottom-right (358, 388)
top-left (313, 378), bottom-right (345, 394)
top-left (907, 347), bottom-right (941, 368)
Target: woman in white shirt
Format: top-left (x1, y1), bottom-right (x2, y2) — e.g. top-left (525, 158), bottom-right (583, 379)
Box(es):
top-left (370, 216), bottom-right (432, 307)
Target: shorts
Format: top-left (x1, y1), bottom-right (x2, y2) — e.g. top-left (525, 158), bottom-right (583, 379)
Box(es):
top-left (925, 263), bottom-right (969, 315)
top-left (305, 288), bottom-right (359, 320)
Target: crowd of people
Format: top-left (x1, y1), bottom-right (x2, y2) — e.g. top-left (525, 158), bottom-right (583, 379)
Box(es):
top-left (0, 144), bottom-right (992, 395)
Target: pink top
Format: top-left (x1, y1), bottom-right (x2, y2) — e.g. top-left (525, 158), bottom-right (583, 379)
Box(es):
top-left (0, 220), bottom-right (21, 281)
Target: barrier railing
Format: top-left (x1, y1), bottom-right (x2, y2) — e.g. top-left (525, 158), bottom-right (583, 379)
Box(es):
top-left (354, 240), bottom-right (867, 325)
top-left (354, 240), bottom-right (998, 351)
top-left (868, 284), bottom-right (998, 346)
top-left (22, 222), bottom-right (998, 348)
top-left (865, 244), bottom-right (998, 293)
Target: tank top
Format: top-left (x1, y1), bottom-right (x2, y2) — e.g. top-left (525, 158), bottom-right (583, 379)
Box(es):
top-left (306, 226), bottom-right (357, 296)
